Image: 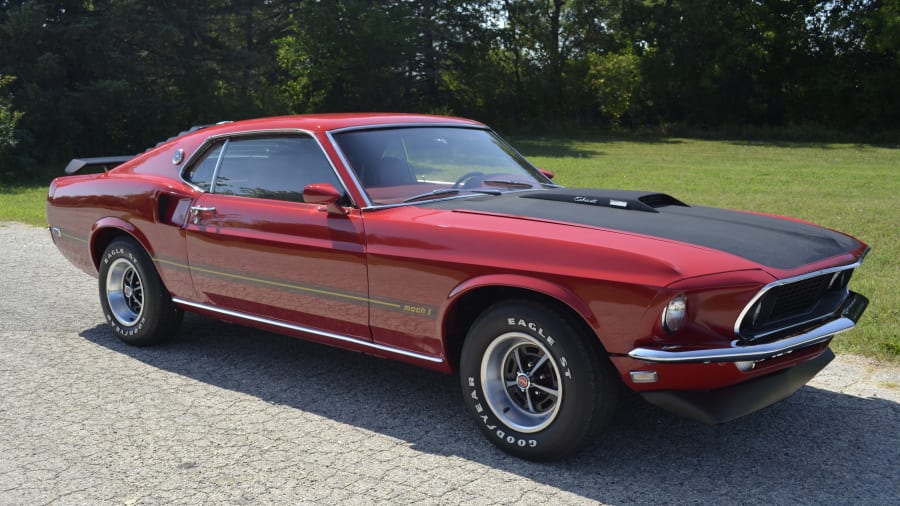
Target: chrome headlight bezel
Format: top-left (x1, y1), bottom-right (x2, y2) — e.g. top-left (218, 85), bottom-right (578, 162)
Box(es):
top-left (662, 294), bottom-right (688, 334)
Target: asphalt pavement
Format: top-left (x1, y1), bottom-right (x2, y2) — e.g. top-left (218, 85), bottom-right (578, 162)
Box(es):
top-left (1, 222), bottom-right (897, 505)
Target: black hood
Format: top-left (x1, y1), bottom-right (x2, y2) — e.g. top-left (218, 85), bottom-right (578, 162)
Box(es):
top-left (419, 188), bottom-right (862, 270)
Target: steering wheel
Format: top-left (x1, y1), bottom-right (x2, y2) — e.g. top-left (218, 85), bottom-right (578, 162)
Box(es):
top-left (452, 171), bottom-right (485, 189)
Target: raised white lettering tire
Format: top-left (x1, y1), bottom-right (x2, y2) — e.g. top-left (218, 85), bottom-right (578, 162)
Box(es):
top-left (98, 238), bottom-right (183, 346)
top-left (459, 300), bottom-right (618, 460)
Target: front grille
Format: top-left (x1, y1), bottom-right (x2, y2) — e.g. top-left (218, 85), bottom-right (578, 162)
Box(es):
top-left (766, 275), bottom-right (831, 320)
top-left (738, 267), bottom-right (854, 341)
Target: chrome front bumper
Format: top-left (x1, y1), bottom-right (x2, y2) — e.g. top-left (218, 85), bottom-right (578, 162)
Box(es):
top-left (628, 291), bottom-right (868, 364)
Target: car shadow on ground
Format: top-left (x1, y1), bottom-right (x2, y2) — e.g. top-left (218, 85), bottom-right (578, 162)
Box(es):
top-left (80, 315), bottom-right (899, 504)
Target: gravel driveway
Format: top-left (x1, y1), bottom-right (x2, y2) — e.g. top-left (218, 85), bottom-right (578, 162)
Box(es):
top-left (1, 221), bottom-right (897, 505)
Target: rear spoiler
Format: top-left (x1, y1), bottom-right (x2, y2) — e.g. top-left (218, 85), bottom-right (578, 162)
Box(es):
top-left (63, 122), bottom-right (227, 175)
top-left (64, 155), bottom-right (135, 175)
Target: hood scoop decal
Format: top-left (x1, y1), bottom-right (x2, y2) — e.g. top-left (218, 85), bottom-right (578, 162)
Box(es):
top-left (520, 189), bottom-right (688, 213)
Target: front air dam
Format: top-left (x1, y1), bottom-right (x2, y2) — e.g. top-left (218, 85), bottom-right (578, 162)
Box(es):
top-left (640, 348), bottom-right (835, 425)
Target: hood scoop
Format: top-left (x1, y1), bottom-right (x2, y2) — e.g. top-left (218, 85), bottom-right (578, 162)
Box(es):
top-left (520, 189), bottom-right (688, 213)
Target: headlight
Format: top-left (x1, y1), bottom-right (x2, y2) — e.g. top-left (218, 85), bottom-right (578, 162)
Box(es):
top-left (662, 295), bottom-right (687, 334)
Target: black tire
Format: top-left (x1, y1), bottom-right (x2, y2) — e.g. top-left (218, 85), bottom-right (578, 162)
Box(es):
top-left (459, 300), bottom-right (619, 460)
top-left (98, 238), bottom-right (183, 346)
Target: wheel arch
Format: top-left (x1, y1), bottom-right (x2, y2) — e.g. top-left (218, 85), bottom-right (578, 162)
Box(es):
top-left (442, 275), bottom-right (606, 372)
top-left (89, 217), bottom-right (152, 270)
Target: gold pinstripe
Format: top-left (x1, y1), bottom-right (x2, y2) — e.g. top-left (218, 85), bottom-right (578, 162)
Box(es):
top-left (154, 257), bottom-right (404, 309)
top-left (52, 225), bottom-right (431, 315)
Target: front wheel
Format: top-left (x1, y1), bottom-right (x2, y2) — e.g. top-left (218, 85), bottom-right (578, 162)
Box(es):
top-left (459, 300), bottom-right (618, 460)
top-left (98, 238), bottom-right (183, 346)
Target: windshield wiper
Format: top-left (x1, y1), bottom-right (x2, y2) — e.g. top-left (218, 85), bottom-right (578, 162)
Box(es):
top-left (401, 188), bottom-right (501, 203)
top-left (482, 179), bottom-right (535, 189)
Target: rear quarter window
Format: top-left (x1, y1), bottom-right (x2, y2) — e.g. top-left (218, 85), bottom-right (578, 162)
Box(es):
top-left (184, 141), bottom-right (224, 191)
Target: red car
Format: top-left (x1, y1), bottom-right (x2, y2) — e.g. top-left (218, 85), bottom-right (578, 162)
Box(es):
top-left (47, 114), bottom-right (869, 460)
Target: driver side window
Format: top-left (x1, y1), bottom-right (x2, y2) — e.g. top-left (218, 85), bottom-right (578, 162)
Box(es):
top-left (185, 135), bottom-right (345, 203)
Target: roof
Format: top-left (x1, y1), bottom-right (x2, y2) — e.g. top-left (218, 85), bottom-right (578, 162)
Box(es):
top-left (191, 113), bottom-right (486, 139)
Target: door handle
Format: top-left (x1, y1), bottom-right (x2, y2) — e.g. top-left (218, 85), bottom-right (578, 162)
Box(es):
top-left (190, 206), bottom-right (216, 224)
top-left (190, 206), bottom-right (216, 215)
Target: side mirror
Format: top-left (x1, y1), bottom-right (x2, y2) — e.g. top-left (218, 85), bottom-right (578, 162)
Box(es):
top-left (538, 168), bottom-right (555, 180)
top-left (303, 183), bottom-right (348, 215)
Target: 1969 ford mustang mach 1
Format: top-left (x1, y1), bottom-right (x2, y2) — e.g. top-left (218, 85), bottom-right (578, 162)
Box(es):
top-left (47, 114), bottom-right (869, 460)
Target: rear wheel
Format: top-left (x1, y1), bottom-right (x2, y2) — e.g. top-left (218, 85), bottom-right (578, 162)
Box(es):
top-left (459, 300), bottom-right (618, 460)
top-left (98, 238), bottom-right (182, 346)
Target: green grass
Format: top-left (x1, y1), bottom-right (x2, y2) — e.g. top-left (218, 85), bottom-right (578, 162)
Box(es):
top-left (2, 137), bottom-right (898, 361)
top-left (0, 184), bottom-right (47, 227)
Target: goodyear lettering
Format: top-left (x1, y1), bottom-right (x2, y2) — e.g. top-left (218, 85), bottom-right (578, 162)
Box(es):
top-left (495, 431), bottom-right (536, 447)
top-left (106, 312), bottom-right (145, 336)
top-left (470, 375), bottom-right (538, 448)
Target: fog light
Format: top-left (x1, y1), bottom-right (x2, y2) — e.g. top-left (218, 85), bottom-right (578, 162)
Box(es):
top-left (662, 295), bottom-right (687, 333)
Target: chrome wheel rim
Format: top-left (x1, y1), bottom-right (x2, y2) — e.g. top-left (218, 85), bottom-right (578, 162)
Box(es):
top-left (481, 332), bottom-right (563, 433)
top-left (106, 258), bottom-right (144, 326)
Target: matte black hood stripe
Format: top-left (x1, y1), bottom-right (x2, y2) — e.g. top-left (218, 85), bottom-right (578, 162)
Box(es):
top-left (420, 189), bottom-right (861, 270)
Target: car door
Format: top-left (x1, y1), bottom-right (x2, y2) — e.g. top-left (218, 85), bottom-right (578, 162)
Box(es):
top-left (182, 134), bottom-right (370, 340)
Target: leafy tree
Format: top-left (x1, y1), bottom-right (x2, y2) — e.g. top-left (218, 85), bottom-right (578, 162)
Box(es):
top-left (809, 0), bottom-right (900, 130)
top-left (0, 74), bottom-right (22, 156)
top-left (276, 0), bottom-right (497, 116)
top-left (276, 1), bottom-right (410, 112)
top-left (586, 50), bottom-right (641, 125)
top-left (0, 0), bottom-right (898, 179)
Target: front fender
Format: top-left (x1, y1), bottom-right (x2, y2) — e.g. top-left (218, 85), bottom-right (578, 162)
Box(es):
top-left (447, 273), bottom-right (601, 337)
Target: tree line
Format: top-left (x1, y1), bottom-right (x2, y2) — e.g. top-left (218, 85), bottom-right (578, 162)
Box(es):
top-left (1, 0), bottom-right (898, 176)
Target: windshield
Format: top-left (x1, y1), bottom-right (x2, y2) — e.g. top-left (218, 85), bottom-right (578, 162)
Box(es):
top-left (332, 127), bottom-right (550, 206)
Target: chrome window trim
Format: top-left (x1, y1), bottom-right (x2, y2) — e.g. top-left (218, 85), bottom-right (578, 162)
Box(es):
top-left (207, 138), bottom-right (228, 194)
top-left (732, 259), bottom-right (863, 337)
top-left (172, 298), bottom-right (444, 364)
top-left (326, 122), bottom-right (488, 135)
top-left (180, 138), bottom-right (227, 193)
top-left (179, 128), bottom-right (359, 208)
top-left (324, 130), bottom-right (373, 208)
top-left (489, 130), bottom-right (556, 186)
